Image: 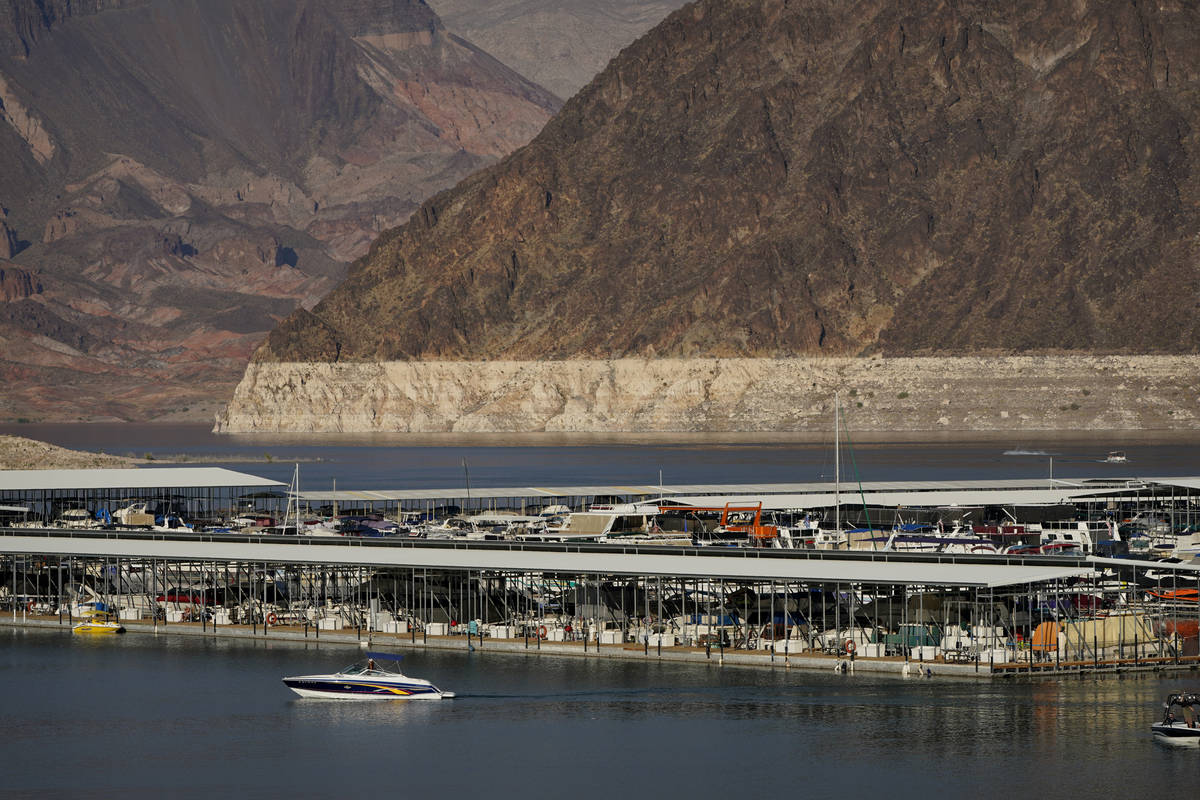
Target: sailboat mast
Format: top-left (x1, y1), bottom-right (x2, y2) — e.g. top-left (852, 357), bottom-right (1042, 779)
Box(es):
top-left (835, 392), bottom-right (840, 537)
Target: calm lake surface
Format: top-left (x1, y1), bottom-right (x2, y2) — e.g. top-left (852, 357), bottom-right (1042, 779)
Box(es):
top-left (1, 627), bottom-right (1196, 798)
top-left (2, 426), bottom-right (1199, 795)
top-left (3, 423), bottom-right (1198, 489)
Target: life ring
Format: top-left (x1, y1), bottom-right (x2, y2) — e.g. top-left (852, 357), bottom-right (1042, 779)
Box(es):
top-left (844, 639), bottom-right (857, 655)
top-left (266, 613), bottom-right (277, 625)
top-left (537, 625), bottom-right (548, 639)
top-left (26, 600), bottom-right (35, 613)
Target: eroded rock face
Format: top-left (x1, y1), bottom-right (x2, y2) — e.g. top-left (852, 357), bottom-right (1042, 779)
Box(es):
top-left (0, 0), bottom-right (561, 422)
top-left (216, 355), bottom-right (1200, 433)
top-left (0, 264), bottom-right (39, 301)
top-left (257, 0), bottom-right (1200, 369)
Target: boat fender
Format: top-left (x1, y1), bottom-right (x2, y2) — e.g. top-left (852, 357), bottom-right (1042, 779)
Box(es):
top-left (537, 625), bottom-right (548, 639)
top-left (844, 639), bottom-right (856, 655)
top-left (266, 613), bottom-right (277, 625)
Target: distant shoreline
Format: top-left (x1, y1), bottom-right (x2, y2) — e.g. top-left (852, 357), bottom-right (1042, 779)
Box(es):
top-left (216, 355), bottom-right (1200, 435)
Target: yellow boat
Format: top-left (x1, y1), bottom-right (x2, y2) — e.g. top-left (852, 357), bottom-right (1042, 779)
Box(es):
top-left (72, 619), bottom-right (125, 635)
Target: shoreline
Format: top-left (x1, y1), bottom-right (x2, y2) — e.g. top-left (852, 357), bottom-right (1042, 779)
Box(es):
top-left (0, 614), bottom-right (989, 679)
top-left (216, 355), bottom-right (1200, 434)
top-left (9, 615), bottom-right (1198, 681)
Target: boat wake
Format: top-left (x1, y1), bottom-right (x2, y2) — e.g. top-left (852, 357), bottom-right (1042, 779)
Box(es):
top-left (1003, 449), bottom-right (1050, 456)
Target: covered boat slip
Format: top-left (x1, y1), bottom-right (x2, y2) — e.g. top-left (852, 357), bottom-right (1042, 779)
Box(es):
top-left (0, 527), bottom-right (1092, 586)
top-left (0, 468), bottom-right (286, 523)
top-left (3, 530), bottom-right (1198, 678)
top-left (293, 476), bottom-right (1200, 532)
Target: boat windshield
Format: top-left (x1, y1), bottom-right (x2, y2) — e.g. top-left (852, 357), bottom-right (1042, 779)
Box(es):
top-left (342, 659), bottom-right (399, 676)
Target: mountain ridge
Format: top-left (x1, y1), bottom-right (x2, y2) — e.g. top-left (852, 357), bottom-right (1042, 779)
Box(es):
top-left (256, 0), bottom-right (1200, 369)
top-left (0, 0), bottom-right (560, 422)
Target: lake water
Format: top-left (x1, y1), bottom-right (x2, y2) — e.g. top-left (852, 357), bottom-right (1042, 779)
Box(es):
top-left (3, 423), bottom-right (1198, 490)
top-left (1, 626), bottom-right (1195, 798)
top-left (2, 427), bottom-right (1199, 794)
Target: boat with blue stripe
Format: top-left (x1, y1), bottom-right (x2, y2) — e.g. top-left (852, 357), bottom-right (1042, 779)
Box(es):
top-left (283, 652), bottom-right (454, 700)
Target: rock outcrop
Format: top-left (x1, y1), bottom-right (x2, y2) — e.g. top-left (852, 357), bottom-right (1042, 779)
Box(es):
top-left (0, 0), bottom-right (560, 422)
top-left (229, 0), bottom-right (1200, 433)
top-left (0, 433), bottom-right (137, 469)
top-left (216, 355), bottom-right (1200, 433)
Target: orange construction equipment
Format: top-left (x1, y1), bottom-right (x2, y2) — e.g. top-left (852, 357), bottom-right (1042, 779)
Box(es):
top-left (650, 502), bottom-right (778, 539)
top-left (719, 502), bottom-right (778, 540)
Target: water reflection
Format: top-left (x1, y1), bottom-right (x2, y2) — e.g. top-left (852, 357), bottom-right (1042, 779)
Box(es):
top-left (5, 618), bottom-right (1200, 796)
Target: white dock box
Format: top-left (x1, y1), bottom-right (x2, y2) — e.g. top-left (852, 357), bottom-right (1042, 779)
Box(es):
top-left (941, 635), bottom-right (971, 652)
top-left (649, 633), bottom-right (677, 647)
top-left (984, 648), bottom-right (1013, 664)
top-left (488, 625), bottom-right (513, 639)
top-left (425, 622), bottom-right (448, 636)
top-left (118, 608), bottom-right (141, 621)
top-left (382, 620), bottom-right (408, 634)
top-left (859, 643), bottom-right (886, 658)
top-left (165, 609), bottom-right (186, 623)
top-left (212, 609), bottom-right (232, 625)
top-left (547, 628), bottom-right (567, 641)
top-left (373, 611), bottom-right (394, 629)
top-left (318, 616), bottom-right (344, 630)
top-left (913, 645), bottom-right (939, 661)
top-left (599, 630), bottom-right (623, 644)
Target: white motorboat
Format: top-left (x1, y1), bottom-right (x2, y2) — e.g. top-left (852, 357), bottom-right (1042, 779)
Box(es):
top-left (282, 653), bottom-right (454, 700)
top-left (1153, 691), bottom-right (1200, 745)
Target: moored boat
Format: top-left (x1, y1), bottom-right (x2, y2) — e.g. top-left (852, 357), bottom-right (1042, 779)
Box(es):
top-left (282, 653), bottom-right (453, 700)
top-left (72, 619), bottom-right (125, 634)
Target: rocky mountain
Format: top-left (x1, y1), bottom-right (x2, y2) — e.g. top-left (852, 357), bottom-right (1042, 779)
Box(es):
top-left (256, 0), bottom-right (1200, 369)
top-left (426, 0), bottom-right (687, 99)
top-left (224, 0), bottom-right (1200, 433)
top-left (0, 0), bottom-right (559, 421)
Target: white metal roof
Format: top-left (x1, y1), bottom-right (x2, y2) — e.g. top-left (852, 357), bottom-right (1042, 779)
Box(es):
top-left (666, 488), bottom-right (1120, 510)
top-left (0, 467), bottom-right (284, 492)
top-left (294, 478), bottom-right (1155, 508)
top-left (0, 531), bottom-right (1091, 587)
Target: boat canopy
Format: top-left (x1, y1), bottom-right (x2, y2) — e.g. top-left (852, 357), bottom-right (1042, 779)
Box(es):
top-left (365, 652), bottom-right (405, 661)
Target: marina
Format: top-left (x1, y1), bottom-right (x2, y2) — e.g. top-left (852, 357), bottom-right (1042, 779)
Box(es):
top-left (2, 436), bottom-right (1199, 681)
top-left (3, 435), bottom-right (1200, 796)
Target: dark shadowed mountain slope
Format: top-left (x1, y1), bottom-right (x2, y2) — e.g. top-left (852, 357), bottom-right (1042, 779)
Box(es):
top-left (0, 0), bottom-right (559, 421)
top-left (258, 0), bottom-right (1200, 367)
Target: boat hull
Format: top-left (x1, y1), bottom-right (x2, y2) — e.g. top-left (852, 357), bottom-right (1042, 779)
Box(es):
top-left (72, 621), bottom-right (125, 635)
top-left (1152, 723), bottom-right (1200, 745)
top-left (282, 675), bottom-right (450, 700)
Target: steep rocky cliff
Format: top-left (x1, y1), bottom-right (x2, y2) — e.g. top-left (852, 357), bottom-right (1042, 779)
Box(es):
top-left (257, 0), bottom-right (1200, 367)
top-left (0, 0), bottom-right (559, 422)
top-left (217, 355), bottom-right (1200, 433)
top-left (229, 0), bottom-right (1200, 433)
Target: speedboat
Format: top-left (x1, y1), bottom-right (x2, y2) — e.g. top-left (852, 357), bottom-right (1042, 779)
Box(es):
top-left (1153, 691), bottom-right (1200, 745)
top-left (72, 619), bottom-right (125, 634)
top-left (282, 652), bottom-right (454, 700)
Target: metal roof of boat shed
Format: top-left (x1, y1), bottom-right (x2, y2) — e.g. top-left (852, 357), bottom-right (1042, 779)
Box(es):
top-left (294, 477), bottom-right (1157, 506)
top-left (0, 529), bottom-right (1093, 587)
top-left (0, 467), bottom-right (284, 491)
top-left (667, 487), bottom-right (1123, 510)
